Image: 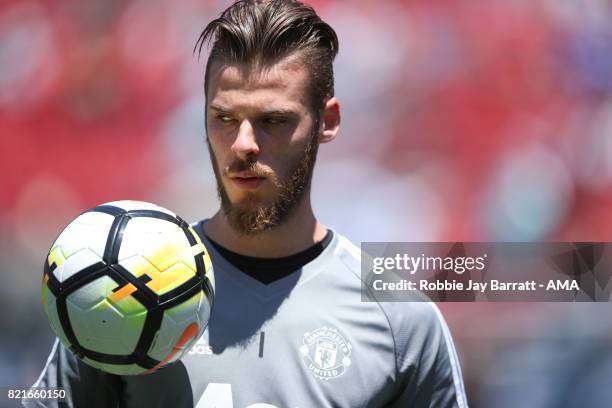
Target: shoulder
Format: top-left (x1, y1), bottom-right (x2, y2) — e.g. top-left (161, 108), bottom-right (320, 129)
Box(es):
top-left (332, 231), bottom-right (362, 274)
top-left (329, 231), bottom-right (448, 344)
top-left (379, 300), bottom-right (467, 407)
top-left (331, 231), bottom-right (466, 402)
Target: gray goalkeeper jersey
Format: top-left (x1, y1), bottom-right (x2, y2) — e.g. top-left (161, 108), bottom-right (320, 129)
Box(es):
top-left (26, 224), bottom-right (467, 408)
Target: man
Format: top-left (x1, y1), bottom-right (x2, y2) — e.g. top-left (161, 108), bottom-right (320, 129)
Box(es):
top-left (26, 1), bottom-right (467, 407)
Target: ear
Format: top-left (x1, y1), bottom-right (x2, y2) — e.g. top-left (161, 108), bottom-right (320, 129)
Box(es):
top-left (319, 97), bottom-right (341, 144)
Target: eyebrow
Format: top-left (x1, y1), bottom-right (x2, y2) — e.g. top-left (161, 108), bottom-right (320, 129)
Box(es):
top-left (209, 104), bottom-right (232, 113)
top-left (209, 104), bottom-right (298, 116)
top-left (260, 109), bottom-right (297, 116)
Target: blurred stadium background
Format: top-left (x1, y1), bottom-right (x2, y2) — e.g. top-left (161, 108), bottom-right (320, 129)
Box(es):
top-left (1, 0), bottom-right (612, 406)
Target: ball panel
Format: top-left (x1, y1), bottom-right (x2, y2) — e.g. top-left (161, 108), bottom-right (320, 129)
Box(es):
top-left (179, 251), bottom-right (197, 274)
top-left (109, 285), bottom-right (148, 317)
top-left (165, 291), bottom-right (204, 325)
top-left (185, 227), bottom-right (212, 274)
top-left (204, 259), bottom-right (214, 289)
top-left (186, 226), bottom-right (200, 242)
top-left (119, 310), bottom-right (147, 354)
top-left (157, 263), bottom-right (197, 296)
top-left (148, 292), bottom-right (207, 362)
top-left (148, 322), bottom-right (175, 361)
top-left (119, 218), bottom-right (189, 273)
top-left (65, 299), bottom-right (93, 348)
top-left (42, 290), bottom-right (70, 347)
top-left (53, 212), bottom-right (114, 259)
top-left (55, 248), bottom-right (104, 283)
top-left (66, 276), bottom-right (117, 311)
top-left (195, 238), bottom-right (215, 288)
top-left (161, 323), bottom-right (200, 365)
top-left (148, 320), bottom-right (201, 363)
top-left (87, 299), bottom-right (124, 340)
top-left (197, 292), bottom-right (213, 330)
top-left (179, 258), bottom-right (196, 274)
top-left (176, 241), bottom-right (209, 274)
top-left (117, 254), bottom-right (161, 291)
top-left (67, 298), bottom-right (131, 355)
top-left (144, 229), bottom-right (190, 274)
top-left (42, 282), bottom-right (54, 308)
top-left (47, 246), bottom-right (66, 272)
top-left (104, 200), bottom-right (176, 216)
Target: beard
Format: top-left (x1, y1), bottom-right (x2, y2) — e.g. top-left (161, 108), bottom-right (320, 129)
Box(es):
top-left (207, 123), bottom-right (319, 236)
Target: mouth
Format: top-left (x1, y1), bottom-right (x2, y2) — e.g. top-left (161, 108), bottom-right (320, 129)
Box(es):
top-left (229, 174), bottom-right (266, 190)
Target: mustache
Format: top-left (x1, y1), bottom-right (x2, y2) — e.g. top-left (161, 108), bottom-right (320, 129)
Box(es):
top-left (224, 159), bottom-right (272, 177)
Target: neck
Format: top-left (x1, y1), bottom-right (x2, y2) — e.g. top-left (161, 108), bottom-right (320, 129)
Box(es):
top-left (203, 194), bottom-right (327, 258)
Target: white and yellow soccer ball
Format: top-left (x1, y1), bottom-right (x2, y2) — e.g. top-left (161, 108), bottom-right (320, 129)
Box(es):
top-left (41, 200), bottom-right (214, 375)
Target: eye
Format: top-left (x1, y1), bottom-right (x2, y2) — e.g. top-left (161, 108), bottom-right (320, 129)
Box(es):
top-left (262, 116), bottom-right (288, 125)
top-left (216, 114), bottom-right (235, 124)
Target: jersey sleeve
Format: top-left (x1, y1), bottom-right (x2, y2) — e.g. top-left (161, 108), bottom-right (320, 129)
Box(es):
top-left (380, 301), bottom-right (468, 408)
top-left (22, 338), bottom-right (124, 408)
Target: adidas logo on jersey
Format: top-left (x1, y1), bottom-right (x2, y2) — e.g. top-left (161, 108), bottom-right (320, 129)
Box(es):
top-left (188, 336), bottom-right (212, 355)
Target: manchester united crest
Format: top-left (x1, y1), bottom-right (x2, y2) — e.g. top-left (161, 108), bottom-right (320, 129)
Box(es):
top-left (300, 326), bottom-right (352, 380)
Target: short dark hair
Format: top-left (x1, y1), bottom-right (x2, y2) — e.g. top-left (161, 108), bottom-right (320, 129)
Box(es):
top-left (195, 0), bottom-right (339, 114)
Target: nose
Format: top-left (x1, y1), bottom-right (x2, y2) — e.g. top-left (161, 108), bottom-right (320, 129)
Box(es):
top-left (231, 119), bottom-right (260, 160)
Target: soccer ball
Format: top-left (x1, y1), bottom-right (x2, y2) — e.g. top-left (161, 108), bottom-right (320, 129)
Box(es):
top-left (41, 200), bottom-right (214, 375)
